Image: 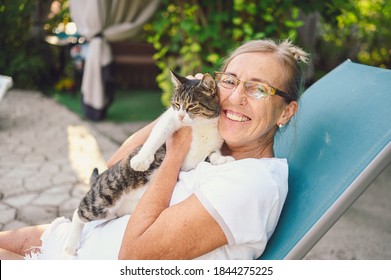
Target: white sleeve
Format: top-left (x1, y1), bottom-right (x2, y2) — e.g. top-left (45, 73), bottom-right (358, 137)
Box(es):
top-left (194, 159), bottom-right (286, 246)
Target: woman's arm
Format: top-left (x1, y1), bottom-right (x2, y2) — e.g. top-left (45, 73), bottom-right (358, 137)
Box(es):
top-left (107, 119), bottom-right (158, 167)
top-left (0, 224), bottom-right (48, 259)
top-left (118, 127), bottom-right (228, 259)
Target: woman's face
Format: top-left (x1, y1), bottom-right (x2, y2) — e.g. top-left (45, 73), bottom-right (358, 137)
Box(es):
top-left (218, 52), bottom-right (290, 154)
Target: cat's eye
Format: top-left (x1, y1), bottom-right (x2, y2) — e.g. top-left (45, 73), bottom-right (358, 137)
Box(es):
top-left (172, 101), bottom-right (181, 109)
top-left (187, 104), bottom-right (198, 111)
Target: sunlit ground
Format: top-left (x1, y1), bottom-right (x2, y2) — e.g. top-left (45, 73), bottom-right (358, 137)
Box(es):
top-left (67, 125), bottom-right (108, 187)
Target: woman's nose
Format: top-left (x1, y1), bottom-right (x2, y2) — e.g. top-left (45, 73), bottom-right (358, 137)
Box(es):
top-left (228, 83), bottom-right (247, 105)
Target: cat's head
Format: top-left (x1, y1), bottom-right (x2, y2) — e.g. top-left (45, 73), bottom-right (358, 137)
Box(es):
top-left (170, 70), bottom-right (220, 125)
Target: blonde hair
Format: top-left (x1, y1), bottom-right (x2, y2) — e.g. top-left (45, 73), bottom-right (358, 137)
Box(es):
top-left (220, 39), bottom-right (310, 102)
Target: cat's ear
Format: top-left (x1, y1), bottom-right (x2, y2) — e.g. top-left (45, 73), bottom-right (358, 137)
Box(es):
top-left (200, 73), bottom-right (216, 91)
top-left (170, 70), bottom-right (188, 89)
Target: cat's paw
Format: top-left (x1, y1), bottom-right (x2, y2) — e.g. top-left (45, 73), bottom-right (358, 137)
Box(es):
top-left (64, 238), bottom-right (80, 256)
top-left (209, 152), bottom-right (235, 165)
top-left (130, 153), bottom-right (154, 171)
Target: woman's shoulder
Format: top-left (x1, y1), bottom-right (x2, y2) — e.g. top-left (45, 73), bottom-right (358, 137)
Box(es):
top-left (195, 157), bottom-right (288, 195)
top-left (198, 157), bottom-right (287, 170)
top-left (235, 157), bottom-right (288, 170)
top-left (211, 157), bottom-right (288, 183)
top-left (239, 157), bottom-right (287, 166)
top-left (233, 158), bottom-right (288, 192)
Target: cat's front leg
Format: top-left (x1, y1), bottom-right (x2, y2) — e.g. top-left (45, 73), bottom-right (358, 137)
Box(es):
top-left (131, 108), bottom-right (180, 172)
top-left (209, 151), bottom-right (235, 165)
top-left (130, 151), bottom-right (155, 172)
top-left (64, 209), bottom-right (85, 255)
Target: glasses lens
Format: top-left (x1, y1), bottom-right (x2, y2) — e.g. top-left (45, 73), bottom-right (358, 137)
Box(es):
top-left (216, 73), bottom-right (236, 89)
top-left (246, 82), bottom-right (270, 99)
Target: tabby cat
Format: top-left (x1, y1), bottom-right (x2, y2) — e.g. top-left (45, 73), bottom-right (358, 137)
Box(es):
top-left (64, 71), bottom-right (234, 255)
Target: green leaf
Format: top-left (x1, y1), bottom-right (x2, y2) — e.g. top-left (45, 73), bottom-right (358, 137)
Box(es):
top-left (263, 14), bottom-right (274, 22)
top-left (206, 53), bottom-right (220, 64)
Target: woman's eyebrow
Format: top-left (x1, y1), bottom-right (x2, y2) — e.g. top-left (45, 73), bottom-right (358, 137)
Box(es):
top-left (226, 72), bottom-right (270, 84)
top-left (251, 77), bottom-right (269, 84)
top-left (225, 71), bottom-right (237, 77)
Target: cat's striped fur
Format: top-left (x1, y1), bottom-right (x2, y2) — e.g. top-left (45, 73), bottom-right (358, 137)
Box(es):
top-left (78, 145), bottom-right (165, 222)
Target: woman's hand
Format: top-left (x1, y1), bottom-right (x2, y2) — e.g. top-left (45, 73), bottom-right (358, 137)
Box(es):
top-left (165, 126), bottom-right (192, 163)
top-left (186, 73), bottom-right (204, 80)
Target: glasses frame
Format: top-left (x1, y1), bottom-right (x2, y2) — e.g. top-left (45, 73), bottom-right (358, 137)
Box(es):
top-left (214, 71), bottom-right (294, 102)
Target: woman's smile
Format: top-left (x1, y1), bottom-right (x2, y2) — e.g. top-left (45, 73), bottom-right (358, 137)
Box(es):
top-left (224, 109), bottom-right (251, 122)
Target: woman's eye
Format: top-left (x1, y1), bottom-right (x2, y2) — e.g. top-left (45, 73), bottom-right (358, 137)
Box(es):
top-left (222, 79), bottom-right (235, 85)
top-left (251, 86), bottom-right (269, 99)
top-left (258, 85), bottom-right (269, 94)
top-left (246, 84), bottom-right (269, 99)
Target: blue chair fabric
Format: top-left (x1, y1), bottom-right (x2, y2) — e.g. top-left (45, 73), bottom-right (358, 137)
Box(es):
top-left (260, 60), bottom-right (391, 259)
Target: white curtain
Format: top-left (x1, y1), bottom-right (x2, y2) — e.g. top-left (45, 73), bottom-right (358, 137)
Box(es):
top-left (69, 0), bottom-right (160, 118)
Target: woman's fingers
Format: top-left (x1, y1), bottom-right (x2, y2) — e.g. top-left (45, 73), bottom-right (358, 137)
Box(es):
top-left (186, 73), bottom-right (204, 80)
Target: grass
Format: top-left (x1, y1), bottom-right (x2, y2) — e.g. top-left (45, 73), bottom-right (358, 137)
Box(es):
top-left (51, 88), bottom-right (166, 122)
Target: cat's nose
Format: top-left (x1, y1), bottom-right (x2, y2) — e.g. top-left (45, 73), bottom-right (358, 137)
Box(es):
top-left (178, 114), bottom-right (185, 121)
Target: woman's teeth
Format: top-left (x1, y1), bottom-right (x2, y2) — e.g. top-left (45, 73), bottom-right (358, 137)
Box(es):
top-left (226, 111), bottom-right (250, 122)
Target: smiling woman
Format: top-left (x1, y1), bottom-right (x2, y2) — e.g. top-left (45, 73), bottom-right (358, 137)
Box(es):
top-left (217, 39), bottom-right (309, 160)
top-left (0, 38), bottom-right (310, 260)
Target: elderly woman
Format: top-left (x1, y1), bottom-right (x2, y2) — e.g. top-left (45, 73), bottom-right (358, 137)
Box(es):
top-left (0, 38), bottom-right (309, 260)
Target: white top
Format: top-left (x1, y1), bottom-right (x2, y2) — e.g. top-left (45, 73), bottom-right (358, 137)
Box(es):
top-left (25, 158), bottom-right (288, 260)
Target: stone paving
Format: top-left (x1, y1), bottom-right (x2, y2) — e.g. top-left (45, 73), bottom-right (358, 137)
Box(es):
top-left (0, 90), bottom-right (147, 230)
top-left (0, 89), bottom-right (390, 259)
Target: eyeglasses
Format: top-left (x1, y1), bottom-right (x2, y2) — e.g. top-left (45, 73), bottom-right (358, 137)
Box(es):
top-left (214, 72), bottom-right (293, 102)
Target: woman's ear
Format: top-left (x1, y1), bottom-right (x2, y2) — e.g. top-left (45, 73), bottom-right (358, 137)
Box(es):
top-left (277, 101), bottom-right (298, 126)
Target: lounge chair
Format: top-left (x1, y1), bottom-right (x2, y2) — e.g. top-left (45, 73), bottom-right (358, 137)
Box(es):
top-left (260, 60), bottom-right (391, 259)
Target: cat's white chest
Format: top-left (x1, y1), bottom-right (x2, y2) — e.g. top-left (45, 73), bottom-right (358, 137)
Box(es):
top-left (182, 119), bottom-right (223, 171)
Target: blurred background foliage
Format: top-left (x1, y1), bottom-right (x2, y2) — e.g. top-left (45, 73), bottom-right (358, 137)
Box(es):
top-left (0, 0), bottom-right (65, 91)
top-left (145, 0), bottom-right (305, 105)
top-left (144, 0), bottom-right (391, 105)
top-left (0, 0), bottom-right (390, 106)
